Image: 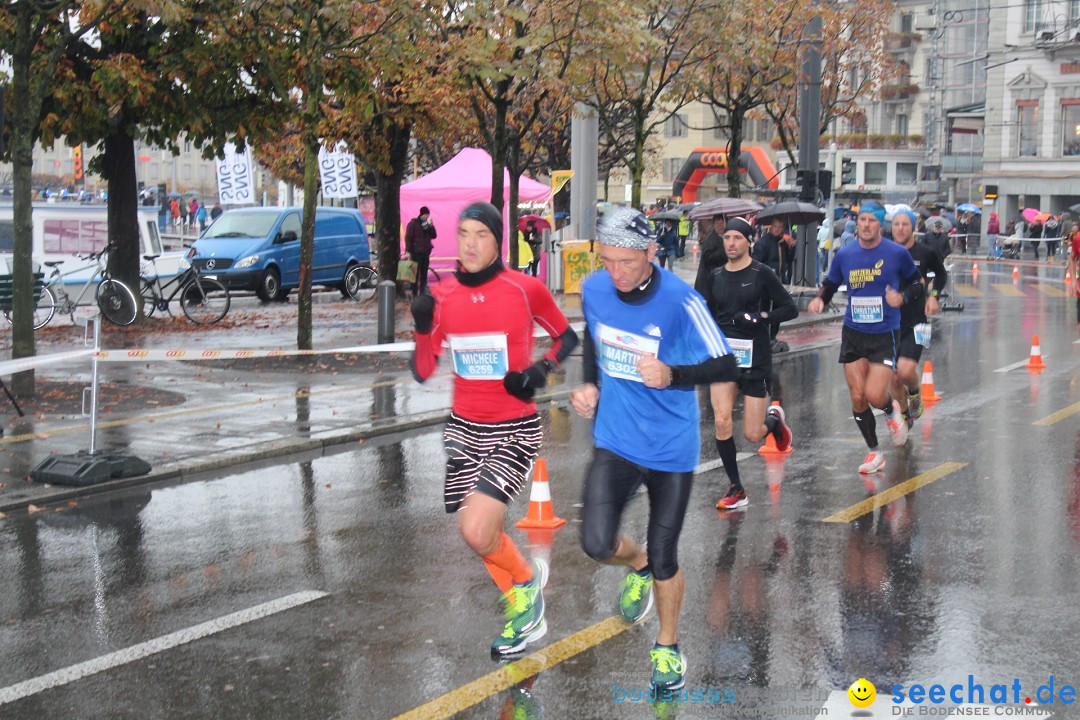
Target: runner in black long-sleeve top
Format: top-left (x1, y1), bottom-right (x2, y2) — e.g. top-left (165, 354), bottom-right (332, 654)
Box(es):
top-left (699, 217), bottom-right (798, 510)
top-left (889, 208), bottom-right (947, 427)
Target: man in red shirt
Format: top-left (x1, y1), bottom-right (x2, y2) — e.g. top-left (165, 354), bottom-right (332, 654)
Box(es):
top-left (410, 201), bottom-right (578, 657)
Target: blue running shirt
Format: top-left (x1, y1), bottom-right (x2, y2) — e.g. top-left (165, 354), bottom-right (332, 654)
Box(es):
top-left (583, 268), bottom-right (731, 472)
top-left (826, 239), bottom-right (920, 333)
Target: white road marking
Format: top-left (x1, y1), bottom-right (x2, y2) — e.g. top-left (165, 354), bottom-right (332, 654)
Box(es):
top-left (0, 590), bottom-right (328, 706)
top-left (694, 453), bottom-right (755, 474)
top-left (994, 357), bottom-right (1046, 373)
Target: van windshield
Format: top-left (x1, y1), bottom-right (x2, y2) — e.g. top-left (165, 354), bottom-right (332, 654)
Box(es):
top-left (202, 212), bottom-right (279, 239)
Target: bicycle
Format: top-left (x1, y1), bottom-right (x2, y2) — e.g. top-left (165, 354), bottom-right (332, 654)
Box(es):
top-left (343, 263), bottom-right (379, 302)
top-left (3, 248), bottom-right (138, 329)
top-left (141, 254), bottom-right (231, 324)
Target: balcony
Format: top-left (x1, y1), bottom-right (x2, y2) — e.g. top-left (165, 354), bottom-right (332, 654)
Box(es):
top-left (885, 31), bottom-right (923, 52)
top-left (880, 82), bottom-right (920, 103)
top-left (942, 153), bottom-right (983, 174)
top-left (818, 134), bottom-right (925, 150)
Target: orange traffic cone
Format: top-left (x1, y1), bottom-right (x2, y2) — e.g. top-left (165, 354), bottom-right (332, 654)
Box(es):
top-left (1012, 265), bottom-right (1020, 279)
top-left (1025, 335), bottom-right (1046, 373)
top-left (972, 261), bottom-right (979, 274)
top-left (758, 401), bottom-right (793, 456)
top-left (1066, 265), bottom-right (1074, 283)
top-left (691, 242), bottom-right (699, 261)
top-left (920, 361), bottom-right (942, 405)
top-left (515, 458), bottom-right (566, 529)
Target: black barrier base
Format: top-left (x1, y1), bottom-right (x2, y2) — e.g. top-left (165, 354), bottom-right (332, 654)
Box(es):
top-left (31, 451), bottom-right (152, 487)
top-left (941, 301), bottom-right (965, 312)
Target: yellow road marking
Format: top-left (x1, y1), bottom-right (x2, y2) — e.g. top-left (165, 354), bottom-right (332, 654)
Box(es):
top-left (393, 616), bottom-right (631, 720)
top-left (991, 283), bottom-right (1025, 297)
top-left (952, 284), bottom-right (983, 297)
top-left (1034, 401), bottom-right (1080, 426)
top-left (1033, 283), bottom-right (1068, 298)
top-left (822, 462), bottom-right (967, 523)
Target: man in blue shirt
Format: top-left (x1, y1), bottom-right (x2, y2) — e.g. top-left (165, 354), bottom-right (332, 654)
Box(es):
top-left (571, 207), bottom-right (737, 694)
top-left (807, 201), bottom-right (922, 474)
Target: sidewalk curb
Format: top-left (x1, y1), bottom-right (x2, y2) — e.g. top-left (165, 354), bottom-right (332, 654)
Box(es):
top-left (1, 316), bottom-right (844, 514)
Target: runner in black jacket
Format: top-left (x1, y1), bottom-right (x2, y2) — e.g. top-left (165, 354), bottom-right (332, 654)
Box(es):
top-left (699, 217), bottom-right (797, 510)
top-left (890, 209), bottom-right (947, 427)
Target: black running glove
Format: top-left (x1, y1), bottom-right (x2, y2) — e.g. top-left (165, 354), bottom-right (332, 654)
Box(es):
top-left (503, 360), bottom-right (554, 401)
top-left (733, 312), bottom-right (762, 331)
top-left (410, 294), bottom-right (435, 334)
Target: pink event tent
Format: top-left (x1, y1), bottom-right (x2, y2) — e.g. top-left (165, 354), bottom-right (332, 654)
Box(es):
top-left (400, 148), bottom-right (550, 269)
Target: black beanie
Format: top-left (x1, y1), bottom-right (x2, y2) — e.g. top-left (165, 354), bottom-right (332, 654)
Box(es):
top-left (725, 217), bottom-right (754, 241)
top-left (460, 201), bottom-right (503, 249)
top-left (419, 206), bottom-right (430, 216)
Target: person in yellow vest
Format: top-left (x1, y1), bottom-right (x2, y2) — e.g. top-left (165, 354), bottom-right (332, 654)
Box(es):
top-left (517, 229), bottom-right (534, 272)
top-left (677, 212), bottom-right (691, 259)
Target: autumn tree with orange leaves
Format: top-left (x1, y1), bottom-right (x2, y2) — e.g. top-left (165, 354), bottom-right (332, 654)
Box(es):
top-left (765, 0), bottom-right (899, 168)
top-left (580, 0), bottom-right (720, 210)
top-left (693, 0), bottom-right (803, 198)
top-left (215, 0), bottom-right (400, 350)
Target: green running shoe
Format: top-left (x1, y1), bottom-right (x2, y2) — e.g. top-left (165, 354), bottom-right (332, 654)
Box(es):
top-left (491, 558), bottom-right (548, 657)
top-left (618, 569), bottom-right (654, 623)
top-left (650, 645), bottom-right (686, 691)
top-left (908, 390), bottom-right (923, 421)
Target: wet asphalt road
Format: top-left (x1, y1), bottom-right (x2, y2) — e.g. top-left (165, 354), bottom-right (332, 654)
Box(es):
top-left (1, 261), bottom-right (1079, 719)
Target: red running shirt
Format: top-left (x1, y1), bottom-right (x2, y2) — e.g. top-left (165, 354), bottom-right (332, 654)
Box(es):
top-left (413, 270), bottom-right (571, 422)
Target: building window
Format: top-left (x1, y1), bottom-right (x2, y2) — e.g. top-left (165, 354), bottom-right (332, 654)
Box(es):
top-left (1016, 102), bottom-right (1039, 156)
top-left (1024, 0), bottom-right (1046, 32)
top-left (758, 119), bottom-right (772, 144)
top-left (1063, 102), bottom-right (1080, 156)
top-left (897, 114), bottom-right (909, 136)
top-left (896, 162), bottom-right (919, 184)
top-left (665, 114), bottom-right (688, 138)
top-left (663, 157), bottom-right (683, 182)
top-left (900, 12), bottom-right (914, 33)
top-left (712, 111), bottom-right (727, 140)
top-left (1072, 0), bottom-right (1080, 25)
top-left (864, 162), bottom-right (887, 185)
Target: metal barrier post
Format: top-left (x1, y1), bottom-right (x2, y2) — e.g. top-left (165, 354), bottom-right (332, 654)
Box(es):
top-left (377, 280), bottom-right (396, 345)
top-left (79, 316), bottom-right (101, 455)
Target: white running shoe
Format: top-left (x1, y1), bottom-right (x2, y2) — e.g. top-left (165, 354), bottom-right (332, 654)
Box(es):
top-left (885, 401), bottom-right (908, 447)
top-left (859, 451), bottom-right (886, 474)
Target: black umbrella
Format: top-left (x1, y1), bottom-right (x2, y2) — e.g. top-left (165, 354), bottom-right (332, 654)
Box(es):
top-left (1068, 203), bottom-right (1080, 215)
top-left (650, 211), bottom-right (682, 222)
top-left (753, 201), bottom-right (825, 226)
top-left (688, 197), bottom-right (763, 220)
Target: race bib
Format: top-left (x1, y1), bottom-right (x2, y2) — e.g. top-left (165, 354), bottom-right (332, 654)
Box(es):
top-left (596, 324), bottom-right (659, 382)
top-left (850, 296), bottom-right (884, 324)
top-left (449, 333), bottom-right (509, 380)
top-left (914, 322), bottom-right (932, 348)
top-left (727, 337), bottom-right (753, 368)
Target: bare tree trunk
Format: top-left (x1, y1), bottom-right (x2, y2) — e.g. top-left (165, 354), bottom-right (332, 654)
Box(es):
top-left (103, 132), bottom-right (142, 294)
top-left (297, 128), bottom-right (319, 351)
top-left (374, 122), bottom-right (411, 290)
top-left (726, 111), bottom-right (745, 199)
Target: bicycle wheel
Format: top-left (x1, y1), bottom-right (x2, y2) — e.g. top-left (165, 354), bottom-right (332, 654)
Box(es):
top-left (140, 279), bottom-right (160, 318)
top-left (2, 285), bottom-right (56, 330)
top-left (344, 265), bottom-right (378, 302)
top-left (96, 278), bottom-right (138, 326)
top-left (180, 276), bottom-right (230, 324)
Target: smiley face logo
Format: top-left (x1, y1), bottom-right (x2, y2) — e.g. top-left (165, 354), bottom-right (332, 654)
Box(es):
top-left (847, 678), bottom-right (876, 708)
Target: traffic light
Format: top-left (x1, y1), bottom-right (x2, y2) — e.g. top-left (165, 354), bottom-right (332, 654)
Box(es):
top-left (840, 156), bottom-right (855, 185)
top-left (818, 170), bottom-right (833, 200)
top-left (73, 144), bottom-right (84, 182)
top-left (796, 169), bottom-right (817, 202)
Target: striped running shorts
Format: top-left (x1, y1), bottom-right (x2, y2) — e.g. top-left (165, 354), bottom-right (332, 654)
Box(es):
top-left (442, 412), bottom-right (543, 513)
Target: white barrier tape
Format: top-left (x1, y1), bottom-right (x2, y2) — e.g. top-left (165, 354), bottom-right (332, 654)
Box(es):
top-left (0, 349), bottom-right (96, 376)
top-left (95, 341), bottom-right (415, 362)
top-left (94, 321), bottom-right (586, 363)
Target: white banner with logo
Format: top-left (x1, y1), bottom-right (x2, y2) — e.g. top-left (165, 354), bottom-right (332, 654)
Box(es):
top-left (215, 143), bottom-right (255, 205)
top-left (318, 142), bottom-right (358, 199)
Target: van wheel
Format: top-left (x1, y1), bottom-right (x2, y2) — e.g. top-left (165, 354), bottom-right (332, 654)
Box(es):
top-left (257, 267), bottom-right (281, 302)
